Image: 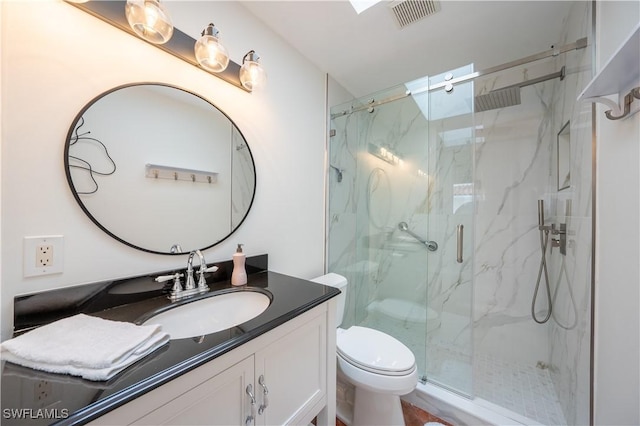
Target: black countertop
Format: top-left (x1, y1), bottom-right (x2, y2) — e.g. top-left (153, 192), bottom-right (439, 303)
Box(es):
top-left (1, 255), bottom-right (339, 425)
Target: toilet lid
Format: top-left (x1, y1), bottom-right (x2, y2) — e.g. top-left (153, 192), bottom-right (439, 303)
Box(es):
top-left (337, 326), bottom-right (416, 375)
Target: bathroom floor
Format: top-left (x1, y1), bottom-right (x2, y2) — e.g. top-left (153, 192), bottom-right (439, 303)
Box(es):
top-left (334, 400), bottom-right (452, 426)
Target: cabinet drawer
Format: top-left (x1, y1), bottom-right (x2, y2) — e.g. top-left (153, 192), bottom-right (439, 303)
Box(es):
top-left (135, 356), bottom-right (254, 426)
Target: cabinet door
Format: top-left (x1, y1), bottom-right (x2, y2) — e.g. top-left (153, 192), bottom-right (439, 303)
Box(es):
top-left (254, 312), bottom-right (327, 425)
top-left (134, 356), bottom-right (254, 426)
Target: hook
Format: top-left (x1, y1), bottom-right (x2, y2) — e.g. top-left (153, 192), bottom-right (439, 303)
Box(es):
top-left (588, 86), bottom-right (640, 120)
top-left (605, 90), bottom-right (635, 120)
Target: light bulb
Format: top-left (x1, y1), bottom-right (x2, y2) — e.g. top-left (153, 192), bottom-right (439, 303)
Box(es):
top-left (194, 23), bottom-right (230, 73)
top-left (125, 0), bottom-right (173, 45)
top-left (239, 50), bottom-right (267, 91)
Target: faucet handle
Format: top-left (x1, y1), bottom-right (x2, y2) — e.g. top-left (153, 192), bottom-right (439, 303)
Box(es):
top-left (156, 273), bottom-right (184, 300)
top-left (155, 273), bottom-right (183, 284)
top-left (197, 265), bottom-right (218, 289)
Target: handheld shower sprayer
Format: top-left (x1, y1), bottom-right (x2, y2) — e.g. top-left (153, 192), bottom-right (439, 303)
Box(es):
top-left (537, 200), bottom-right (545, 229)
top-left (532, 200), bottom-right (552, 324)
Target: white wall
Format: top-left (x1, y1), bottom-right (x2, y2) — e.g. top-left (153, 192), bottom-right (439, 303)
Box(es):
top-left (594, 2), bottom-right (640, 424)
top-left (0, 1), bottom-right (3, 342)
top-left (0, 1), bottom-right (327, 340)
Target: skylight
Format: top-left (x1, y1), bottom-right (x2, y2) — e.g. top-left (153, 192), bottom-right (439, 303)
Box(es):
top-left (349, 0), bottom-right (382, 14)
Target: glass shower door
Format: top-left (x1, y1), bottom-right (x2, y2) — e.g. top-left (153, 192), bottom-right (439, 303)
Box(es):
top-left (421, 66), bottom-right (475, 396)
top-left (327, 67), bottom-right (475, 397)
top-left (328, 83), bottom-right (432, 377)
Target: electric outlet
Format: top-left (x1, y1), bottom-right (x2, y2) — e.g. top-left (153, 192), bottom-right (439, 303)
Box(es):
top-left (33, 379), bottom-right (62, 409)
top-left (34, 380), bottom-right (52, 407)
top-left (24, 235), bottom-right (64, 277)
top-left (36, 244), bottom-right (53, 267)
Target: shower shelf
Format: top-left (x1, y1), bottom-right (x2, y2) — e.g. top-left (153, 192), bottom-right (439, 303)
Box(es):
top-left (578, 22), bottom-right (640, 120)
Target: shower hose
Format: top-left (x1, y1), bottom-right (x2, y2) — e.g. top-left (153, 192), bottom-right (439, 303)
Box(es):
top-left (531, 226), bottom-right (553, 324)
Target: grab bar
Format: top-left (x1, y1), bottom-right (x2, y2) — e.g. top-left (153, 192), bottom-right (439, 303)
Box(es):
top-left (456, 225), bottom-right (464, 263)
top-left (398, 222), bottom-right (438, 252)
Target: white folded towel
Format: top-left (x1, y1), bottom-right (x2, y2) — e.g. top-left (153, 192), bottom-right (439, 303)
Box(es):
top-left (0, 314), bottom-right (169, 381)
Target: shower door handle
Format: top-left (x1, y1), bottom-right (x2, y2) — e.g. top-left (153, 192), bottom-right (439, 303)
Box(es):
top-left (456, 225), bottom-right (464, 263)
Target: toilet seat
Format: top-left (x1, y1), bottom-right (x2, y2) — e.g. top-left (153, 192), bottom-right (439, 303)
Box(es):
top-left (337, 351), bottom-right (418, 396)
top-left (337, 326), bottom-right (416, 376)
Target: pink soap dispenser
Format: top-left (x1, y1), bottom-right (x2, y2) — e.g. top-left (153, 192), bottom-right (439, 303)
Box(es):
top-left (231, 244), bottom-right (247, 286)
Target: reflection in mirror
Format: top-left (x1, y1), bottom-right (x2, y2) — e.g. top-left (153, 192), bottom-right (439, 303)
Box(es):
top-left (557, 120), bottom-right (571, 191)
top-left (65, 83), bottom-right (256, 254)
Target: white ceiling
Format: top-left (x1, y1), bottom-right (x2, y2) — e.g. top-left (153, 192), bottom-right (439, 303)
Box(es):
top-left (239, 0), bottom-right (576, 98)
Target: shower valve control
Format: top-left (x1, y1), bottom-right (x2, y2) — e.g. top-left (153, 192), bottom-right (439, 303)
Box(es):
top-left (550, 223), bottom-right (567, 256)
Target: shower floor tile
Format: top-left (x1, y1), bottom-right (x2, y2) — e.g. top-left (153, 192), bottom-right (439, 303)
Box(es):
top-left (474, 353), bottom-right (566, 425)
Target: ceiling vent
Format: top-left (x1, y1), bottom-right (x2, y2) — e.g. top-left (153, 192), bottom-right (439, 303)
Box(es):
top-left (389, 0), bottom-right (441, 28)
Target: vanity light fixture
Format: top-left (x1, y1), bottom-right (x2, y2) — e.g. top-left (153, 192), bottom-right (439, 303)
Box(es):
top-left (65, 1), bottom-right (263, 92)
top-left (125, 0), bottom-right (173, 45)
top-left (368, 143), bottom-right (403, 166)
top-left (239, 50), bottom-right (267, 91)
top-left (194, 23), bottom-right (230, 73)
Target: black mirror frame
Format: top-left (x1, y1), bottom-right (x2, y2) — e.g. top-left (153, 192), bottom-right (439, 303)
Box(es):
top-left (63, 82), bottom-right (257, 255)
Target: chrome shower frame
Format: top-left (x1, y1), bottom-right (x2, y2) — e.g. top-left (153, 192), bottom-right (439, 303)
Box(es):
top-left (330, 37), bottom-right (587, 117)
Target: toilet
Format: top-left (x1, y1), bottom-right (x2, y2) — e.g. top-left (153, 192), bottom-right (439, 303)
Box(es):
top-left (311, 273), bottom-right (418, 426)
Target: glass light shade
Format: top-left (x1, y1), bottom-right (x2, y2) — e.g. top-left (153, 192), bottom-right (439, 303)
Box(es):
top-left (239, 51), bottom-right (267, 91)
top-left (125, 0), bottom-right (173, 45)
top-left (194, 25), bottom-right (230, 73)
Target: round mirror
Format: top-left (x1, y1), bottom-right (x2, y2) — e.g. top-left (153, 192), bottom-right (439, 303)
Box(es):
top-left (64, 83), bottom-right (256, 255)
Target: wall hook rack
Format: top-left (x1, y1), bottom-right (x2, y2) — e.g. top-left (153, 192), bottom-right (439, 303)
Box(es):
top-left (578, 22), bottom-right (640, 120)
top-left (145, 164), bottom-right (218, 184)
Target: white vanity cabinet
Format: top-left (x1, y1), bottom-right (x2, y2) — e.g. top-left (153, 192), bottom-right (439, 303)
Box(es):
top-left (89, 301), bottom-right (336, 426)
top-left (253, 304), bottom-right (327, 425)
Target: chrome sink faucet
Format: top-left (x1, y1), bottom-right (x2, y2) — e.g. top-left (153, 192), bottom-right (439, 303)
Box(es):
top-left (185, 250), bottom-right (218, 292)
top-left (185, 250), bottom-right (201, 290)
top-left (155, 250), bottom-right (218, 301)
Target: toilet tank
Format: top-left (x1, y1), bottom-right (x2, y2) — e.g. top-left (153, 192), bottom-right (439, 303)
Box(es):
top-left (310, 273), bottom-right (347, 326)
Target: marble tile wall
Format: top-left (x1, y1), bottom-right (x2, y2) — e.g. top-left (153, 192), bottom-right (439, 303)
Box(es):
top-left (472, 56), bottom-right (560, 367)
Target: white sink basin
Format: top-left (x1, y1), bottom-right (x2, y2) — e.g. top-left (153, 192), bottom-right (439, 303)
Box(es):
top-left (142, 290), bottom-right (271, 339)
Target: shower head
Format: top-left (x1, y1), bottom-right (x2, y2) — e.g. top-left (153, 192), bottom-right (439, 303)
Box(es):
top-left (474, 66), bottom-right (566, 112)
top-left (475, 86), bottom-right (521, 112)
